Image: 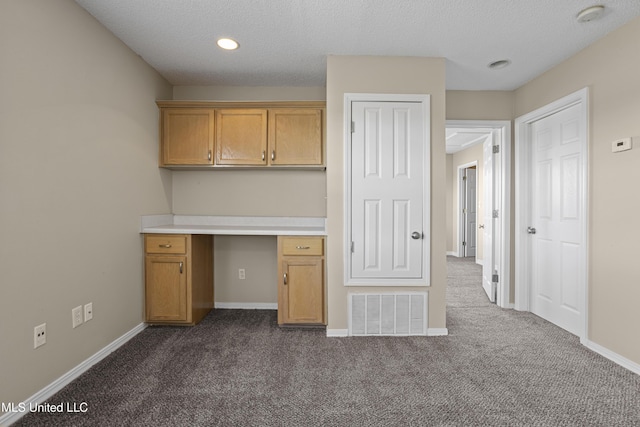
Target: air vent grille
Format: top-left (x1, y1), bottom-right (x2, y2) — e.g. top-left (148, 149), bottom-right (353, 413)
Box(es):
top-left (349, 292), bottom-right (427, 336)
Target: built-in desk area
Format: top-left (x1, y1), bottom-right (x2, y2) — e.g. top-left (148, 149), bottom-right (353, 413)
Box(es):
top-left (141, 215), bottom-right (327, 327)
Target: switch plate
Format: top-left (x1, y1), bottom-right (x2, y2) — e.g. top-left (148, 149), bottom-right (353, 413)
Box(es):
top-left (34, 323), bottom-right (46, 349)
top-left (84, 302), bottom-right (93, 322)
top-left (612, 137), bottom-right (632, 153)
top-left (238, 268), bottom-right (246, 280)
top-left (72, 306), bottom-right (83, 328)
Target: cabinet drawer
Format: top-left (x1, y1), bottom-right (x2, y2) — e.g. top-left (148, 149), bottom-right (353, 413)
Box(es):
top-left (145, 235), bottom-right (187, 254)
top-left (281, 237), bottom-right (324, 256)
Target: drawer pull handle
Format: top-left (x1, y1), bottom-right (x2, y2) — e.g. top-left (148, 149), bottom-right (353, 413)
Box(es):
top-left (283, 273), bottom-right (288, 285)
top-left (159, 244), bottom-right (172, 248)
top-left (179, 262), bottom-right (183, 274)
top-left (271, 150), bottom-right (275, 161)
top-left (296, 246), bottom-right (310, 250)
top-left (208, 150), bottom-right (212, 161)
top-left (262, 151), bottom-right (266, 161)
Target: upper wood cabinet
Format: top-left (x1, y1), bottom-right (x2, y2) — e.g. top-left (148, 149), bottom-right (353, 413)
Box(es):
top-left (269, 109), bottom-right (323, 166)
top-left (157, 101), bottom-right (325, 168)
top-left (161, 108), bottom-right (215, 165)
top-left (216, 109), bottom-right (268, 165)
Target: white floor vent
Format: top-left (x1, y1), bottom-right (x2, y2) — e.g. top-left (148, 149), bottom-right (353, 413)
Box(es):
top-left (348, 292), bottom-right (428, 336)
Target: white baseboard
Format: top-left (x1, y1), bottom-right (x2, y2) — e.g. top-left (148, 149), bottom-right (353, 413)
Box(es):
top-left (214, 302), bottom-right (277, 310)
top-left (427, 328), bottom-right (449, 336)
top-left (583, 339), bottom-right (640, 376)
top-left (0, 323), bottom-right (146, 427)
top-left (475, 259), bottom-right (483, 266)
top-left (446, 251), bottom-right (457, 256)
top-left (326, 329), bottom-right (348, 337)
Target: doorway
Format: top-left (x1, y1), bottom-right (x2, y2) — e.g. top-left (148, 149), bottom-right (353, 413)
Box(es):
top-left (458, 164), bottom-right (477, 258)
top-left (446, 120), bottom-right (511, 308)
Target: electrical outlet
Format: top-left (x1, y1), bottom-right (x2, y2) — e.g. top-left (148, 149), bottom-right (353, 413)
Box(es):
top-left (84, 302), bottom-right (93, 322)
top-left (238, 268), bottom-right (246, 280)
top-left (34, 323), bottom-right (46, 349)
top-left (72, 306), bottom-right (83, 328)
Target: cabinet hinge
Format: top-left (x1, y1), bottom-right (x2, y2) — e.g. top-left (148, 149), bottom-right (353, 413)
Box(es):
top-left (463, 175), bottom-right (467, 181)
top-left (351, 121), bottom-right (355, 133)
top-left (462, 241), bottom-right (466, 246)
top-left (351, 241), bottom-right (355, 253)
top-left (493, 145), bottom-right (500, 154)
top-left (492, 273), bottom-right (499, 283)
top-left (493, 209), bottom-right (499, 219)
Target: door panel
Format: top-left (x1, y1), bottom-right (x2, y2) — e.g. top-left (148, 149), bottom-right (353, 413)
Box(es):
top-left (351, 101), bottom-right (424, 279)
top-left (482, 137), bottom-right (495, 302)
top-left (530, 103), bottom-right (584, 336)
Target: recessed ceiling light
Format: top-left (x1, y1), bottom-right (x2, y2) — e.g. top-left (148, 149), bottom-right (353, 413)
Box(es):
top-left (577, 5), bottom-right (605, 23)
top-left (217, 38), bottom-right (239, 50)
top-left (488, 59), bottom-right (511, 70)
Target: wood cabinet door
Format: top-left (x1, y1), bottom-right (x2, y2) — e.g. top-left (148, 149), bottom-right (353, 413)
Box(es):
top-left (162, 109), bottom-right (214, 165)
top-left (215, 109), bottom-right (268, 165)
top-left (145, 256), bottom-right (188, 322)
top-left (280, 257), bottom-right (324, 324)
top-left (269, 109), bottom-right (323, 165)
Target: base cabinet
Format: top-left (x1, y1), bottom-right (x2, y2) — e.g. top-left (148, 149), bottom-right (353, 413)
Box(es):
top-left (144, 234), bottom-right (213, 325)
top-left (277, 236), bottom-right (325, 325)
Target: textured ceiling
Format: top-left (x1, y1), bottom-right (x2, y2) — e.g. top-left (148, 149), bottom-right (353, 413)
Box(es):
top-left (74, 0), bottom-right (640, 90)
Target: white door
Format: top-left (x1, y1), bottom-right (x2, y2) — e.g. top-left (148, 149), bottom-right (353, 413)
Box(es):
top-left (529, 103), bottom-right (585, 336)
top-left (464, 168), bottom-right (477, 257)
top-left (350, 101), bottom-right (424, 279)
top-left (482, 136), bottom-right (495, 302)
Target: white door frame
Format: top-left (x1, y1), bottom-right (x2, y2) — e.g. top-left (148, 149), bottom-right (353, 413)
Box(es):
top-left (344, 93), bottom-right (431, 286)
top-left (447, 120), bottom-right (511, 308)
top-left (514, 87), bottom-right (589, 342)
top-left (457, 162), bottom-right (478, 258)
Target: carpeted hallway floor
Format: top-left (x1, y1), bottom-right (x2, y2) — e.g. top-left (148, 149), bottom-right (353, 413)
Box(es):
top-left (13, 256), bottom-right (640, 426)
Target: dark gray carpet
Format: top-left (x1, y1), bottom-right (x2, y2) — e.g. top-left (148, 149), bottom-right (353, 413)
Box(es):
top-left (14, 257), bottom-right (640, 426)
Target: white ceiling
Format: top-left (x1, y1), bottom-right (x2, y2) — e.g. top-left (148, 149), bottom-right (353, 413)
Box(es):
top-left (74, 0), bottom-right (640, 91)
top-left (445, 128), bottom-right (492, 154)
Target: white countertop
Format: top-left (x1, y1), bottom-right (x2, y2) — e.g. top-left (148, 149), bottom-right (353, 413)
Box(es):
top-left (140, 215), bottom-right (327, 236)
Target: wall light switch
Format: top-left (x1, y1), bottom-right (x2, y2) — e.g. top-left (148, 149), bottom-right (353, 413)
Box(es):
top-left (612, 137), bottom-right (632, 153)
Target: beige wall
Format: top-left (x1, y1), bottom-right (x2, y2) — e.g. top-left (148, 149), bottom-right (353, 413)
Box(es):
top-left (446, 91), bottom-right (514, 120)
top-left (449, 144), bottom-right (485, 260)
top-left (514, 16), bottom-right (640, 364)
top-left (326, 56), bottom-right (447, 331)
top-left (0, 0), bottom-right (172, 409)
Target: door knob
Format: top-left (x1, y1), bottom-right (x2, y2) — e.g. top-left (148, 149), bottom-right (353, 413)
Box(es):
top-left (527, 227), bottom-right (537, 234)
top-left (411, 231), bottom-right (422, 240)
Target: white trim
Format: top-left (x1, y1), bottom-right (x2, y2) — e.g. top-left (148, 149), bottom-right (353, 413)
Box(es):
top-left (514, 87), bottom-right (589, 342)
top-left (583, 339), bottom-right (640, 376)
top-left (475, 259), bottom-right (483, 266)
top-left (0, 323), bottom-right (146, 427)
top-left (214, 302), bottom-right (278, 310)
top-left (344, 93), bottom-right (431, 287)
top-left (446, 120), bottom-right (511, 308)
top-left (326, 329), bottom-right (349, 337)
top-left (446, 251), bottom-right (458, 256)
top-left (427, 328), bottom-right (449, 336)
